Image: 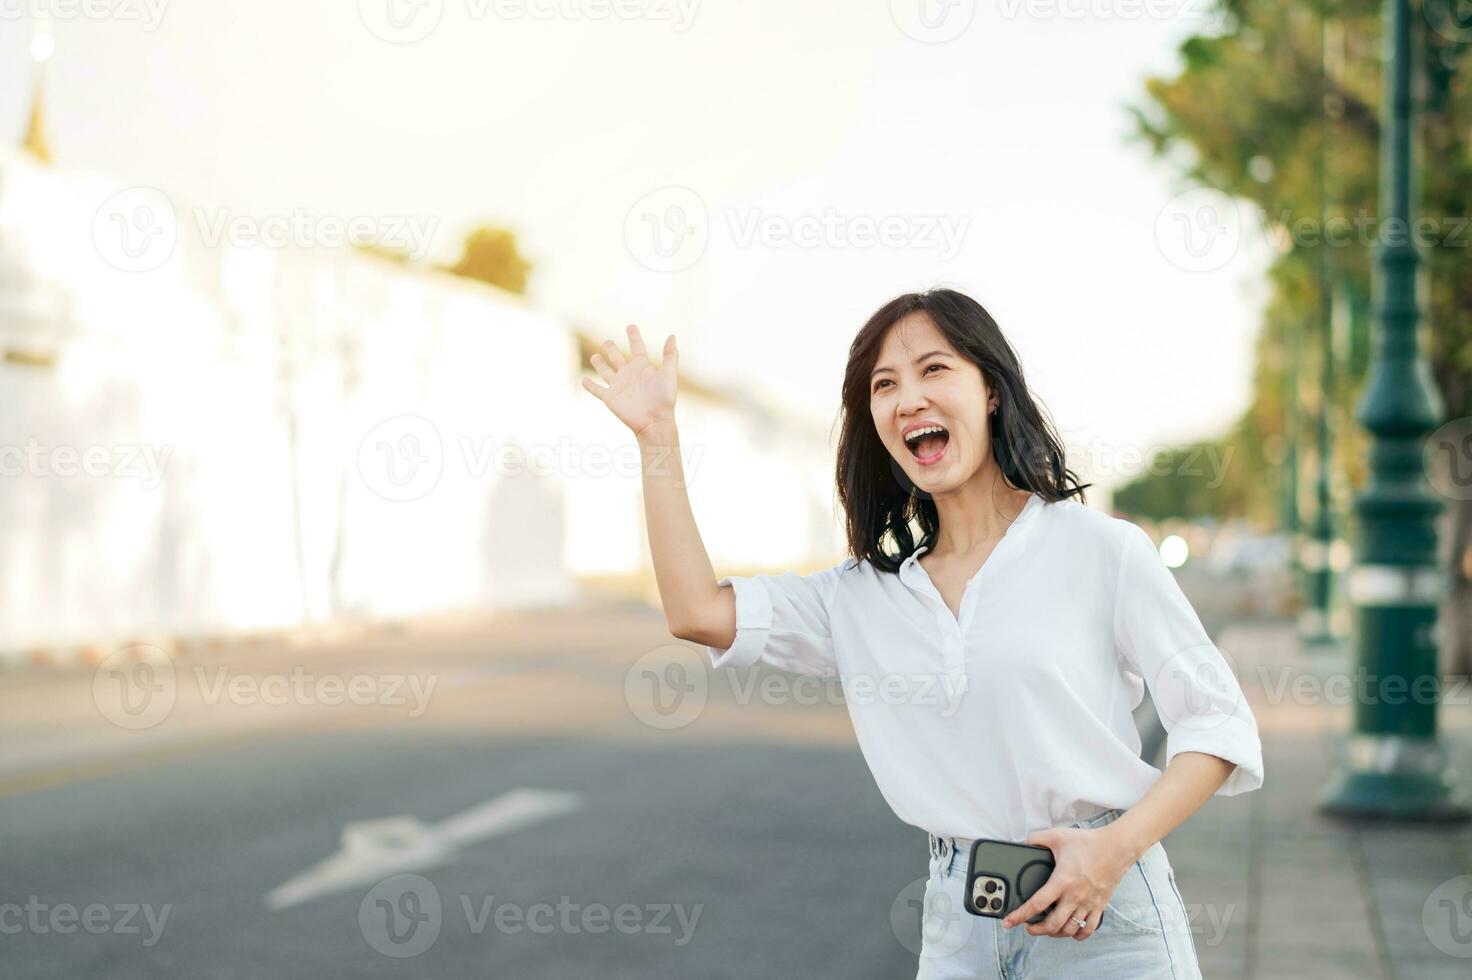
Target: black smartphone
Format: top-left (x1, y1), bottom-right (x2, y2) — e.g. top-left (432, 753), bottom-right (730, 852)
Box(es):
top-left (963, 839), bottom-right (1058, 923)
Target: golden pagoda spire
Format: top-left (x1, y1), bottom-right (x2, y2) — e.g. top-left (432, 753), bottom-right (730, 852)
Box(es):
top-left (23, 79), bottom-right (50, 164)
top-left (24, 21), bottom-right (54, 164)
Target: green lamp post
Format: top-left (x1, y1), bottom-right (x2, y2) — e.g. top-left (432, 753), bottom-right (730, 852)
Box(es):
top-left (1317, 0), bottom-right (1470, 821)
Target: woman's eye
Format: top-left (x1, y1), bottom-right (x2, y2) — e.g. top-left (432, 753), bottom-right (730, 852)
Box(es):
top-left (873, 366), bottom-right (942, 393)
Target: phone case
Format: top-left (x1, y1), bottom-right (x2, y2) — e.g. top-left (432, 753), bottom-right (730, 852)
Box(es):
top-left (963, 839), bottom-right (1058, 922)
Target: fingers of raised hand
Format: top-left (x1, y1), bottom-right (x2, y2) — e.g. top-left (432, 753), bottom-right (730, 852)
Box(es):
top-left (625, 324), bottom-right (647, 359)
top-left (589, 351), bottom-right (617, 384)
top-left (580, 374), bottom-right (607, 400)
top-left (600, 339), bottom-right (627, 371)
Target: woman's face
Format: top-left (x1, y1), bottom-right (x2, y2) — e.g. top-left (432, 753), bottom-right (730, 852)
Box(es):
top-left (869, 311), bottom-right (997, 494)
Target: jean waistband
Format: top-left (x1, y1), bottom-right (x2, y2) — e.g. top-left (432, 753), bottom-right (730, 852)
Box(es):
top-left (927, 807), bottom-right (1126, 863)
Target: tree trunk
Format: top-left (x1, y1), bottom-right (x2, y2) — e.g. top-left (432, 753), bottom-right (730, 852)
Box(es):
top-left (1444, 494), bottom-right (1472, 678)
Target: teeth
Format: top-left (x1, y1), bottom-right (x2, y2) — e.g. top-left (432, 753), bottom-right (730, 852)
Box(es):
top-left (904, 425), bottom-right (947, 445)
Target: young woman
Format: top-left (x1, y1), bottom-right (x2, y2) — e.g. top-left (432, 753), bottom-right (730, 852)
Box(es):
top-left (581, 288), bottom-right (1263, 980)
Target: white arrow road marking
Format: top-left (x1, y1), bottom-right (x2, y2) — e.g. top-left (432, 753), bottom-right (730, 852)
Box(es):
top-left (264, 787), bottom-right (584, 910)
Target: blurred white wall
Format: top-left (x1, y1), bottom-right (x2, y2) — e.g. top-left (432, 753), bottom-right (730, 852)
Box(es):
top-left (0, 149), bottom-right (843, 651)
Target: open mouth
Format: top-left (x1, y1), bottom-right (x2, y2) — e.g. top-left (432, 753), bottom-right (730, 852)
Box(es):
top-left (903, 425), bottom-right (950, 464)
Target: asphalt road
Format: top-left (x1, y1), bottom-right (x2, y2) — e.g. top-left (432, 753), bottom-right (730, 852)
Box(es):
top-left (0, 569), bottom-right (1248, 979)
top-left (0, 604), bottom-right (928, 980)
top-left (2, 730), bottom-right (925, 979)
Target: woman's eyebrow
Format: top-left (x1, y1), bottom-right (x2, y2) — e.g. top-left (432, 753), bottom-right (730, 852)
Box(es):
top-left (871, 350), bottom-right (953, 378)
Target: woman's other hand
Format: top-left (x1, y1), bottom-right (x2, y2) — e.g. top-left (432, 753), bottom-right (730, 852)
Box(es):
top-left (1000, 825), bottom-right (1138, 942)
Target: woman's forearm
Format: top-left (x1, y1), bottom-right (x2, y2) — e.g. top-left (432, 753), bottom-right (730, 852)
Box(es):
top-left (636, 418), bottom-right (725, 640)
top-left (1101, 751), bottom-right (1237, 861)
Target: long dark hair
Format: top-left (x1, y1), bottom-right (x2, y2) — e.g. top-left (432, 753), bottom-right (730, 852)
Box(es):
top-left (834, 288), bottom-right (1091, 574)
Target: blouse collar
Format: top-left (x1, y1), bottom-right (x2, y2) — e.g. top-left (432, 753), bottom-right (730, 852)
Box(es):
top-left (903, 492), bottom-right (1044, 569)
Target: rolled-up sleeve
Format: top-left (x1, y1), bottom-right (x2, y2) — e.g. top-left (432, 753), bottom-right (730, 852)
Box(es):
top-left (703, 563), bottom-right (846, 678)
top-left (1112, 522), bottom-right (1264, 796)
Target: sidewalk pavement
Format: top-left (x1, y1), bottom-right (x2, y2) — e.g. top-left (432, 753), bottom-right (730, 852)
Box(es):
top-left (1167, 614), bottom-right (1472, 979)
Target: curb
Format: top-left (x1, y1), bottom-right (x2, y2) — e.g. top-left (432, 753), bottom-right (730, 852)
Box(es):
top-left (0, 637), bottom-right (182, 675)
top-left (0, 621), bottom-right (418, 676)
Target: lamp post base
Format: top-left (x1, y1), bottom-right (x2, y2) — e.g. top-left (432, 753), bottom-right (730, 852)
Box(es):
top-left (1318, 735), bottom-right (1472, 822)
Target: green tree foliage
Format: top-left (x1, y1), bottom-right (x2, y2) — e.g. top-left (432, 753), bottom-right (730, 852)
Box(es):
top-left (1112, 440), bottom-right (1246, 520)
top-left (1117, 0), bottom-right (1470, 523)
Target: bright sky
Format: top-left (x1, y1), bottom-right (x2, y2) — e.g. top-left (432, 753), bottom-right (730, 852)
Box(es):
top-left (0, 0), bottom-right (1273, 496)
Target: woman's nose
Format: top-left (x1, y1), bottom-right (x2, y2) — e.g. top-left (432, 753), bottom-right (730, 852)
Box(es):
top-left (899, 397), bottom-right (930, 415)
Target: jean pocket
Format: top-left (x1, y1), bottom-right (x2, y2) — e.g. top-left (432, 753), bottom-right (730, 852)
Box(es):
top-left (1165, 865), bottom-right (1201, 957)
top-left (918, 867), bottom-right (974, 960)
top-left (1102, 845), bottom-right (1175, 936)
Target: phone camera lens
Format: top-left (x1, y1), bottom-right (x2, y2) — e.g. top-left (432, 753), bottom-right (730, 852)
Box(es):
top-left (983, 881), bottom-right (997, 894)
top-left (988, 897), bottom-right (1001, 911)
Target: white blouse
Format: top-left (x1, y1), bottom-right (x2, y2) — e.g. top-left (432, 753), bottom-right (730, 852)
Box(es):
top-left (703, 492), bottom-right (1264, 841)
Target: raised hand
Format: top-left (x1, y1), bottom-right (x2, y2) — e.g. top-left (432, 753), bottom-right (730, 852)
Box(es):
top-left (581, 324), bottom-right (679, 438)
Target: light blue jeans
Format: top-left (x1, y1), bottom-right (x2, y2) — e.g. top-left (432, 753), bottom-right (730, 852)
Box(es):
top-left (915, 807), bottom-right (1203, 980)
